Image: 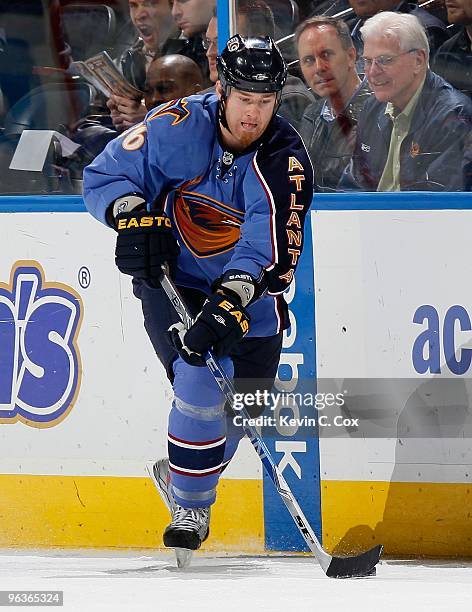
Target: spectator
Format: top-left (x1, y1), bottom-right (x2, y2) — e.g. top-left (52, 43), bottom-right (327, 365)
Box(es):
top-left (165, 0), bottom-right (215, 83)
top-left (144, 54), bottom-right (203, 109)
top-left (342, 11), bottom-right (472, 191)
top-left (296, 16), bottom-right (371, 191)
top-left (109, 0), bottom-right (177, 130)
top-left (171, 0), bottom-right (215, 37)
top-left (204, 13), bottom-right (218, 83)
top-left (204, 0), bottom-right (315, 129)
top-left (107, 92), bottom-right (146, 131)
top-left (71, 54), bottom-right (203, 160)
top-left (433, 0), bottom-right (472, 98)
top-left (347, 0), bottom-right (449, 60)
top-left (120, 0), bottom-right (176, 90)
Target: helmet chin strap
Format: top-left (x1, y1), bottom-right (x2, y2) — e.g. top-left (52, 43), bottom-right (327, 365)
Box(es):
top-left (218, 86), bottom-right (232, 134)
top-left (274, 90), bottom-right (283, 113)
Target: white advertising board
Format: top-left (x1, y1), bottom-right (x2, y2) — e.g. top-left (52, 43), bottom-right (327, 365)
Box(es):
top-left (0, 213), bottom-right (259, 479)
top-left (312, 209), bottom-right (472, 484)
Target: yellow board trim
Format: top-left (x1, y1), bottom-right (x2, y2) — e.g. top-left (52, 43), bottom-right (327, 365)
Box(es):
top-left (322, 480), bottom-right (472, 557)
top-left (0, 475), bottom-right (264, 552)
top-left (6, 475), bottom-right (471, 556)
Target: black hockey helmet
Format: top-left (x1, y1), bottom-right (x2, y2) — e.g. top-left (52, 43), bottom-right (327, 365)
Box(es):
top-left (217, 35), bottom-right (287, 95)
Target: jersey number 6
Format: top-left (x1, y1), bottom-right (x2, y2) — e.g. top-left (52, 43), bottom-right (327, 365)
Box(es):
top-left (121, 124), bottom-right (147, 151)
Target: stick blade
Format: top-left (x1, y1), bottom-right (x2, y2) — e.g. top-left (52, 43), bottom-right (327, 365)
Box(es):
top-left (325, 544), bottom-right (383, 578)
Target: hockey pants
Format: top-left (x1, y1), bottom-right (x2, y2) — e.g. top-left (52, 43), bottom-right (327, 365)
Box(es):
top-left (134, 279), bottom-right (282, 508)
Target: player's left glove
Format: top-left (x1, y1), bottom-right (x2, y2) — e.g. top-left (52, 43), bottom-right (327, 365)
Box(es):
top-left (168, 293), bottom-right (251, 366)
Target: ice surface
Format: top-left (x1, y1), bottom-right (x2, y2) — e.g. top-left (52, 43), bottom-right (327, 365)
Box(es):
top-left (0, 550), bottom-right (471, 612)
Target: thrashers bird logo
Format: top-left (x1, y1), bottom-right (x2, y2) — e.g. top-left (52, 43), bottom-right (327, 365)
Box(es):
top-left (173, 192), bottom-right (243, 258)
top-left (147, 98), bottom-right (190, 125)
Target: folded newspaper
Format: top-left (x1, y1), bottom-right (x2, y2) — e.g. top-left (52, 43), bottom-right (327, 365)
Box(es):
top-left (71, 51), bottom-right (143, 99)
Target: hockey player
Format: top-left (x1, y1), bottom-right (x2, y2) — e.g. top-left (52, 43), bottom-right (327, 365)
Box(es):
top-left (83, 35), bottom-right (313, 557)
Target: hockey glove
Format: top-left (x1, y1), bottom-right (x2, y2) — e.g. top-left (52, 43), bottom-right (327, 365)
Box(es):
top-left (211, 269), bottom-right (266, 308)
top-left (168, 293), bottom-right (250, 366)
top-left (113, 197), bottom-right (179, 284)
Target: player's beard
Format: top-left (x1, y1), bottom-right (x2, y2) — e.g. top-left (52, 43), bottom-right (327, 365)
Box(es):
top-left (233, 118), bottom-right (269, 149)
top-left (237, 130), bottom-right (260, 149)
top-left (222, 120), bottom-right (261, 150)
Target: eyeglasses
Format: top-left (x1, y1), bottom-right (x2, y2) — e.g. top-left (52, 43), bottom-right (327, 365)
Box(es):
top-left (361, 49), bottom-right (418, 70)
top-left (202, 36), bottom-right (218, 51)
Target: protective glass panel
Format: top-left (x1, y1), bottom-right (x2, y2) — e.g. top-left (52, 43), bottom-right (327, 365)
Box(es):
top-left (0, 0), bottom-right (213, 195)
top-left (0, 0), bottom-right (470, 194)
top-left (238, 0), bottom-right (471, 192)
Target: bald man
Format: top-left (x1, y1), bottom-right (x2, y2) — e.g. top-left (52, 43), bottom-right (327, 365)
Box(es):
top-left (144, 54), bottom-right (203, 109)
top-left (71, 55), bottom-right (203, 161)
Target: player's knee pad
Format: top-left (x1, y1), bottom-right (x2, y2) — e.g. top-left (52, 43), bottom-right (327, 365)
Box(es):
top-left (172, 356), bottom-right (234, 420)
top-left (168, 393), bottom-right (226, 506)
top-left (168, 357), bottom-right (234, 506)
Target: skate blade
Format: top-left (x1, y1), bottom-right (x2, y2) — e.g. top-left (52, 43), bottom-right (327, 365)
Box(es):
top-left (175, 548), bottom-right (193, 569)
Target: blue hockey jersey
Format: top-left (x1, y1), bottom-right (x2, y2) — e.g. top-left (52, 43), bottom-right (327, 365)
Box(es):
top-left (83, 93), bottom-right (313, 336)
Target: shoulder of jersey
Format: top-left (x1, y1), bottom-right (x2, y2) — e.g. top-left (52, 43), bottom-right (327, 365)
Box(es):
top-left (258, 114), bottom-right (311, 165)
top-left (145, 92), bottom-right (218, 137)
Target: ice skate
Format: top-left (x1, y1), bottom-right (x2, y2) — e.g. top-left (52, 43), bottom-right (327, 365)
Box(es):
top-left (163, 505), bottom-right (210, 566)
top-left (147, 459), bottom-right (210, 568)
top-left (147, 459), bottom-right (191, 567)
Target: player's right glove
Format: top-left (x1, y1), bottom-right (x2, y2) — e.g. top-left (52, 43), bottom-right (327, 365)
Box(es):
top-left (168, 293), bottom-right (251, 366)
top-left (111, 194), bottom-right (180, 284)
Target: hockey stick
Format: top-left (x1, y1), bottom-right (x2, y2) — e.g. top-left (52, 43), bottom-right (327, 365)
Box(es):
top-left (159, 269), bottom-right (383, 578)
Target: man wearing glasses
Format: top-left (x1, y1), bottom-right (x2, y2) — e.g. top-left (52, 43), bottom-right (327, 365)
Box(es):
top-left (341, 11), bottom-right (472, 191)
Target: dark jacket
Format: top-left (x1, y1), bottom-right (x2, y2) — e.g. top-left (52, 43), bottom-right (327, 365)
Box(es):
top-left (119, 38), bottom-right (148, 92)
top-left (119, 36), bottom-right (177, 92)
top-left (277, 75), bottom-right (315, 132)
top-left (433, 28), bottom-right (472, 99)
top-left (465, 131), bottom-right (472, 191)
top-left (299, 79), bottom-right (371, 192)
top-left (161, 33), bottom-right (211, 87)
top-left (349, 1), bottom-right (449, 59)
top-left (118, 32), bottom-right (211, 92)
top-left (341, 70), bottom-right (472, 191)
